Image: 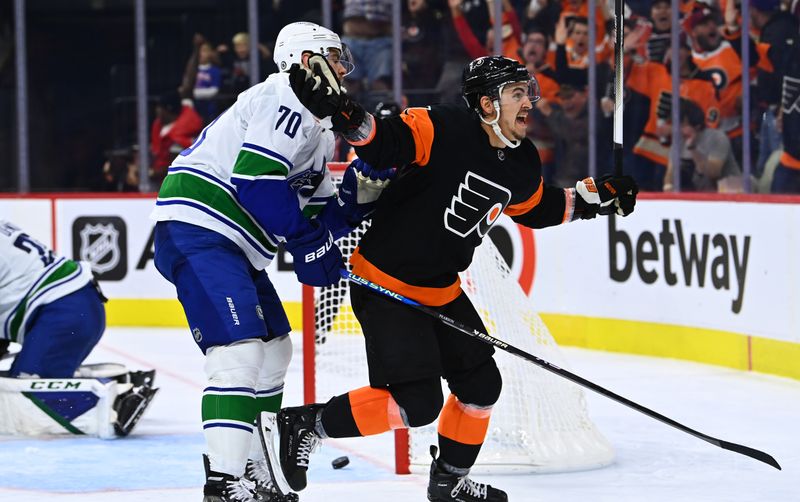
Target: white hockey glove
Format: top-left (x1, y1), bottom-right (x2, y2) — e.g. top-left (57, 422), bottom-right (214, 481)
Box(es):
top-left (338, 159), bottom-right (396, 223)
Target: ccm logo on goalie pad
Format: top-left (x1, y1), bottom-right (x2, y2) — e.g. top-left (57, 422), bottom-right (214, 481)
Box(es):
top-left (444, 172), bottom-right (511, 238)
top-left (304, 233), bottom-right (334, 263)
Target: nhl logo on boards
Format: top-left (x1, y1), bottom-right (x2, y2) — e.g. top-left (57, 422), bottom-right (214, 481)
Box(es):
top-left (192, 327), bottom-right (203, 342)
top-left (72, 216), bottom-right (128, 281)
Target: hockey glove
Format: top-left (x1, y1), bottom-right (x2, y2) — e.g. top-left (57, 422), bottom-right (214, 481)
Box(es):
top-left (337, 159), bottom-right (397, 224)
top-left (288, 54), bottom-right (367, 135)
top-left (284, 220), bottom-right (343, 287)
top-left (575, 174), bottom-right (639, 217)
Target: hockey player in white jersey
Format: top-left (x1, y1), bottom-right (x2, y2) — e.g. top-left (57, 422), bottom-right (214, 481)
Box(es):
top-left (0, 220), bottom-right (157, 438)
top-left (151, 21), bottom-right (391, 502)
top-left (0, 220), bottom-right (102, 378)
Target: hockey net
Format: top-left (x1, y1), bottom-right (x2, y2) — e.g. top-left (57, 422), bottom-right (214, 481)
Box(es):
top-left (302, 162), bottom-right (615, 474)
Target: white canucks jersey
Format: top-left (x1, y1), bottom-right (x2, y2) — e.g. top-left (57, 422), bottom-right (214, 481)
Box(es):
top-left (0, 220), bottom-right (94, 343)
top-left (151, 72), bottom-right (338, 270)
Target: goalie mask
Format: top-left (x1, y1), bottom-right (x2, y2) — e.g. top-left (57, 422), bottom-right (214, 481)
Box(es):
top-left (273, 21), bottom-right (354, 76)
top-left (462, 56), bottom-right (541, 148)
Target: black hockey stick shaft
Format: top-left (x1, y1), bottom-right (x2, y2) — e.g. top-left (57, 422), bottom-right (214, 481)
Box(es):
top-left (341, 269), bottom-right (781, 470)
top-left (614, 0), bottom-right (624, 176)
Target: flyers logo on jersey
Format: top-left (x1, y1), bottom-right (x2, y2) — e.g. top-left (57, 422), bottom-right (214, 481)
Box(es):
top-left (444, 172), bottom-right (511, 238)
top-left (783, 76), bottom-right (800, 115)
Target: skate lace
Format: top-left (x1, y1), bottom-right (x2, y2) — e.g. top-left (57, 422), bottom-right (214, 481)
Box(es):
top-left (224, 477), bottom-right (257, 502)
top-left (296, 430), bottom-right (320, 467)
top-left (451, 476), bottom-right (488, 499)
top-left (246, 459), bottom-right (274, 489)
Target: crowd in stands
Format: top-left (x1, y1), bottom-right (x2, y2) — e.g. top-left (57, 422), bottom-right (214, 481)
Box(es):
top-left (103, 0), bottom-right (800, 194)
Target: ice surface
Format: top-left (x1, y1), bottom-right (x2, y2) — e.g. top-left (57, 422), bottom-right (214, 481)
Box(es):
top-left (1, 327), bottom-right (797, 501)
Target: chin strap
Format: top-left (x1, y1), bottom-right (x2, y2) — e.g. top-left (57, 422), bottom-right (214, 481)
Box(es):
top-left (477, 83), bottom-right (521, 149)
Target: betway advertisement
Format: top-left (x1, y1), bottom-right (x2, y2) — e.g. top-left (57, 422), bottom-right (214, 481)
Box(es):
top-left (530, 198), bottom-right (798, 343)
top-left (1, 195), bottom-right (797, 345)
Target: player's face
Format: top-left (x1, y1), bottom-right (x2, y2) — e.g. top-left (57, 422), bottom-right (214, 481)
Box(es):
top-left (324, 47), bottom-right (355, 80)
top-left (498, 81), bottom-right (536, 141)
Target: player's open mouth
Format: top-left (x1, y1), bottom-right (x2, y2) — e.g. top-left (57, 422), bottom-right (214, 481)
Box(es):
top-left (516, 115), bottom-right (528, 126)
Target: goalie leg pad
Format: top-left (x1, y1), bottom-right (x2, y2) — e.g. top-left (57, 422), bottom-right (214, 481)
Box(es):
top-left (0, 375), bottom-right (119, 438)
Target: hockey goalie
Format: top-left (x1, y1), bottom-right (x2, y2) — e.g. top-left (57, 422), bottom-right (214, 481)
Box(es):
top-left (0, 219), bottom-right (157, 438)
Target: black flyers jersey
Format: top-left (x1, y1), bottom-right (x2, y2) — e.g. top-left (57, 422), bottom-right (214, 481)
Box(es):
top-left (351, 104), bottom-right (571, 306)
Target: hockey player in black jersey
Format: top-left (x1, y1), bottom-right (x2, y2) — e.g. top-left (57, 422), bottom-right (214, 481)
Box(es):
top-left (264, 54), bottom-right (638, 502)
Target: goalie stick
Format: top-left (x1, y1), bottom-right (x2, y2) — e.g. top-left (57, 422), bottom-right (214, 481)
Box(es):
top-left (341, 269), bottom-right (782, 471)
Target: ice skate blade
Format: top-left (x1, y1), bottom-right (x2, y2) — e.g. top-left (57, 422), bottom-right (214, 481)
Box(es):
top-left (257, 411), bottom-right (293, 496)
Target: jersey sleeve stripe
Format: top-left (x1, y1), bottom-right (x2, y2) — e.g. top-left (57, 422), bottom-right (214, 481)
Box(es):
top-left (302, 203), bottom-right (325, 218)
top-left (241, 143), bottom-right (293, 170)
top-left (504, 180), bottom-right (544, 216)
top-left (7, 259), bottom-right (79, 342)
top-left (399, 108), bottom-right (435, 167)
top-left (233, 150), bottom-right (290, 177)
top-left (157, 172), bottom-right (278, 252)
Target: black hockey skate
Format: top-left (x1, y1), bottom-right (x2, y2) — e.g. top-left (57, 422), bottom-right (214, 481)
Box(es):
top-left (427, 446), bottom-right (508, 502)
top-left (275, 404), bottom-right (325, 492)
top-left (244, 458), bottom-right (299, 502)
top-left (202, 454), bottom-right (259, 502)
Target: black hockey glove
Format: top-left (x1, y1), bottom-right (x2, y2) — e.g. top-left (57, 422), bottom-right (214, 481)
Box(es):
top-left (575, 174), bottom-right (639, 218)
top-left (288, 54), bottom-right (366, 135)
top-left (284, 220), bottom-right (344, 287)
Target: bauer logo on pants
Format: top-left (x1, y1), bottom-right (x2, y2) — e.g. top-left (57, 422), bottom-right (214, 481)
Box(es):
top-left (72, 216), bottom-right (127, 281)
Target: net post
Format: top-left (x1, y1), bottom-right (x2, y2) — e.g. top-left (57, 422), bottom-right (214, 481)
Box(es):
top-left (394, 429), bottom-right (411, 474)
top-left (302, 284), bottom-right (316, 405)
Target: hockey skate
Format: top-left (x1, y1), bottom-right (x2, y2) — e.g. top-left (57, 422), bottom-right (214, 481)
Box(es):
top-left (244, 458), bottom-right (299, 502)
top-left (258, 405), bottom-right (324, 493)
top-left (427, 446), bottom-right (508, 502)
top-left (202, 454), bottom-right (259, 502)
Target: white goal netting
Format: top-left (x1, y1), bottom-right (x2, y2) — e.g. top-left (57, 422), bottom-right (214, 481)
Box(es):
top-left (303, 164), bottom-right (615, 474)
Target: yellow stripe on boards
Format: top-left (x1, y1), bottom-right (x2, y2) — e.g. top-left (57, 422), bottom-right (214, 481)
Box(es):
top-left (540, 313), bottom-right (750, 371)
top-left (751, 337), bottom-right (800, 380)
top-left (105, 299), bottom-right (303, 329)
top-left (103, 300), bottom-right (799, 381)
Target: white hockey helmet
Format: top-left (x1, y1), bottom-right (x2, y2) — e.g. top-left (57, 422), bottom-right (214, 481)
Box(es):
top-left (273, 21), bottom-right (354, 75)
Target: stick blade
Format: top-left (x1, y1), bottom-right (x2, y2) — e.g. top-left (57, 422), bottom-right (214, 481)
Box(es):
top-left (719, 439), bottom-right (781, 470)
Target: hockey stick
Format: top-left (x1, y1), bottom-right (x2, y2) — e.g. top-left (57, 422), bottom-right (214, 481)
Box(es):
top-left (341, 269), bottom-right (782, 470)
top-left (613, 0), bottom-right (624, 176)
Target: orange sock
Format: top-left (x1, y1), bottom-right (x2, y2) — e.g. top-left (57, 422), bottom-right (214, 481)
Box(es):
top-left (437, 394), bottom-right (492, 445)
top-left (349, 386), bottom-right (407, 436)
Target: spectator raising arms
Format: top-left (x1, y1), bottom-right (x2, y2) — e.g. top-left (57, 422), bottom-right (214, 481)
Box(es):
top-left (450, 0), bottom-right (523, 62)
top-left (626, 33), bottom-right (721, 191)
top-left (149, 92), bottom-right (203, 185)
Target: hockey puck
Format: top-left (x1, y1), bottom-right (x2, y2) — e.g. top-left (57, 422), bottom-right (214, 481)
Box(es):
top-left (331, 456), bottom-right (350, 469)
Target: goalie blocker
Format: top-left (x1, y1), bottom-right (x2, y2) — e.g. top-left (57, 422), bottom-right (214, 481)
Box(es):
top-left (0, 363), bottom-right (158, 438)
